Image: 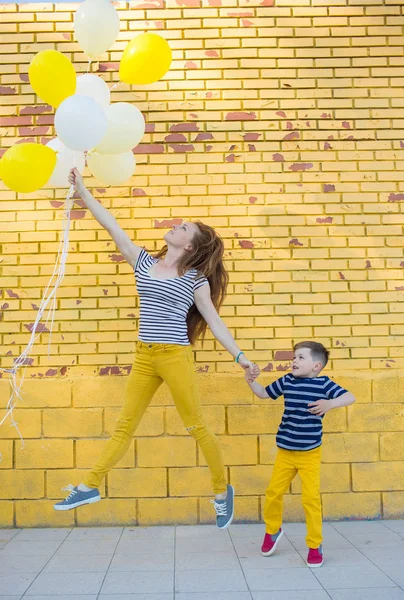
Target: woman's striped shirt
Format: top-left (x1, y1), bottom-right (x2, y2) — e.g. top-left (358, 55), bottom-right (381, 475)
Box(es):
top-left (134, 249), bottom-right (208, 345)
top-left (265, 374), bottom-right (347, 451)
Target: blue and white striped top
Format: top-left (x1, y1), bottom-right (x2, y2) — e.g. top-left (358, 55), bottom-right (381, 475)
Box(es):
top-left (134, 249), bottom-right (208, 345)
top-left (265, 374), bottom-right (347, 451)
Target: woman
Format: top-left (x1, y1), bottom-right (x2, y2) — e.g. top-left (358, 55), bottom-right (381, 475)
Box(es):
top-left (54, 168), bottom-right (254, 529)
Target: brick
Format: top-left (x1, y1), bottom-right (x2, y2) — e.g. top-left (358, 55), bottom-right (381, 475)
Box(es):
top-left (169, 466), bottom-right (212, 496)
top-left (108, 468), bottom-right (166, 497)
top-left (43, 408), bottom-right (102, 438)
top-left (76, 498), bottom-right (137, 526)
top-left (372, 373), bottom-right (403, 402)
top-left (0, 409), bottom-right (41, 439)
top-left (230, 465), bottom-right (271, 495)
top-left (197, 374), bottom-right (254, 404)
top-left (0, 441), bottom-right (13, 468)
top-left (138, 437), bottom-right (196, 467)
top-left (73, 376), bottom-right (127, 407)
top-left (16, 439), bottom-right (73, 469)
top-left (138, 497), bottom-right (197, 525)
top-left (18, 379), bottom-right (71, 408)
top-left (0, 501), bottom-right (14, 527)
top-left (383, 492), bottom-right (404, 518)
top-left (0, 470), bottom-right (44, 499)
top-left (380, 433), bottom-right (404, 461)
top-left (322, 433), bottom-right (379, 462)
top-left (228, 406), bottom-right (284, 434)
top-left (349, 404), bottom-right (404, 432)
top-left (259, 435), bottom-right (278, 464)
top-left (322, 492), bottom-right (381, 520)
top-left (353, 462), bottom-right (404, 491)
top-left (15, 500), bottom-right (74, 528)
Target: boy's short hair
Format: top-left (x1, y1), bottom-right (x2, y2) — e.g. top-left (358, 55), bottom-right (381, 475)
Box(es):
top-left (293, 341), bottom-right (329, 367)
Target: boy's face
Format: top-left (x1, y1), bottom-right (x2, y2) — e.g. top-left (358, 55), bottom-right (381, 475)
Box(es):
top-left (292, 347), bottom-right (323, 378)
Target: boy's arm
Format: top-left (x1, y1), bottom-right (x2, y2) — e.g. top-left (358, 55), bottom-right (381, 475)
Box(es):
top-left (308, 391), bottom-right (355, 416)
top-left (244, 371), bottom-right (270, 399)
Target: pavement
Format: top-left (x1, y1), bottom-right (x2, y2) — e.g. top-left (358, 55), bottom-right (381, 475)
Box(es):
top-left (1, 520), bottom-right (404, 599)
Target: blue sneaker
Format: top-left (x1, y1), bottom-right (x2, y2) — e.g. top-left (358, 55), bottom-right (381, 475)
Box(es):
top-left (211, 484), bottom-right (234, 529)
top-left (54, 485), bottom-right (101, 511)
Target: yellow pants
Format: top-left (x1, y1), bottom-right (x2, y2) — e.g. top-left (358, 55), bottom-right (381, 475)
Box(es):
top-left (84, 341), bottom-right (227, 494)
top-left (264, 446), bottom-right (322, 548)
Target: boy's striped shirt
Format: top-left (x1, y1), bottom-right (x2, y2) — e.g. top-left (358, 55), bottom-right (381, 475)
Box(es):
top-left (265, 374), bottom-right (347, 451)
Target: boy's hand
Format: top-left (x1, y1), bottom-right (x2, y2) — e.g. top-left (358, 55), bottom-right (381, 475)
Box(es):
top-left (308, 400), bottom-right (331, 416)
top-left (251, 363), bottom-right (260, 379)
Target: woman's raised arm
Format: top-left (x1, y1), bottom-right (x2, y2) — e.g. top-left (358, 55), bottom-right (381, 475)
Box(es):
top-left (69, 168), bottom-right (141, 268)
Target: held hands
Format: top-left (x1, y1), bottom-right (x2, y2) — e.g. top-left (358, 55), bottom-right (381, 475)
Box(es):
top-left (308, 400), bottom-right (331, 416)
top-left (238, 354), bottom-right (257, 380)
top-left (239, 357), bottom-right (260, 382)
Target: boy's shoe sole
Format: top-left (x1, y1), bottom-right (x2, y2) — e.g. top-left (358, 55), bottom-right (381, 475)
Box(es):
top-left (261, 528), bottom-right (284, 556)
top-left (54, 495), bottom-right (101, 511)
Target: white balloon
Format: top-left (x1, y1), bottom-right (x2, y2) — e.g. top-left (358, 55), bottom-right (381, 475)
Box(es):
top-left (55, 95), bottom-right (107, 152)
top-left (74, 0), bottom-right (120, 60)
top-left (87, 151), bottom-right (135, 186)
top-left (96, 103), bottom-right (145, 155)
top-left (45, 138), bottom-right (85, 188)
top-left (76, 74), bottom-right (110, 109)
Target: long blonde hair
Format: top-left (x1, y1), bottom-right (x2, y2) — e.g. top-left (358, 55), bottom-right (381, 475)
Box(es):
top-left (155, 221), bottom-right (229, 344)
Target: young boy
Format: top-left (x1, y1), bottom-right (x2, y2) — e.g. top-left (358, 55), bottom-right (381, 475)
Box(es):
top-left (245, 341), bottom-right (355, 568)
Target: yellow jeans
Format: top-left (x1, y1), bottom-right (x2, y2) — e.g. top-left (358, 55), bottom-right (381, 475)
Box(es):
top-left (84, 341), bottom-right (227, 494)
top-left (264, 446), bottom-right (322, 548)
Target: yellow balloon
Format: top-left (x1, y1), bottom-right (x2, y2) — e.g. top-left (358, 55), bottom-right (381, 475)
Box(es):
top-left (119, 33), bottom-right (172, 85)
top-left (29, 50), bottom-right (76, 108)
top-left (0, 143), bottom-right (57, 193)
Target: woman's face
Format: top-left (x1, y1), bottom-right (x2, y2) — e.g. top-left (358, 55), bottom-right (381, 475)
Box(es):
top-left (164, 221), bottom-right (199, 251)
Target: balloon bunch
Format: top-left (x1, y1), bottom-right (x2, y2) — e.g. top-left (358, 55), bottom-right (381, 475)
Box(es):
top-left (0, 0), bottom-right (172, 192)
top-left (0, 0), bottom-right (172, 446)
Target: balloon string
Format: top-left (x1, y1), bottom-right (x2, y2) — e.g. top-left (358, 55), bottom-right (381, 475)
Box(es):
top-left (0, 185), bottom-right (75, 448)
top-left (110, 80), bottom-right (122, 92)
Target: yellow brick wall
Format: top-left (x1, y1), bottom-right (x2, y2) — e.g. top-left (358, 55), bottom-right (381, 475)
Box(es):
top-left (0, 0), bottom-right (404, 527)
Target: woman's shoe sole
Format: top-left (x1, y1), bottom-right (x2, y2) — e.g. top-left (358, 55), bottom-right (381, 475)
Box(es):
top-left (54, 495), bottom-right (101, 511)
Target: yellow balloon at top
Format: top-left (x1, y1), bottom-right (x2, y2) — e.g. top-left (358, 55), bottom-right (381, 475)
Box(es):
top-left (119, 33), bottom-right (172, 85)
top-left (29, 50), bottom-right (76, 108)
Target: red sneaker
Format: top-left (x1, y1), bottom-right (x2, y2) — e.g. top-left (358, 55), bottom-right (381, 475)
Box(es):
top-left (261, 527), bottom-right (284, 556)
top-left (307, 545), bottom-right (324, 568)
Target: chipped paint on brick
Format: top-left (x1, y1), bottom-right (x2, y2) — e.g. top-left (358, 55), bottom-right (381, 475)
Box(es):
top-left (225, 112), bottom-right (257, 121)
top-left (108, 254), bottom-right (125, 262)
top-left (239, 240), bottom-right (254, 249)
top-left (154, 218), bottom-right (183, 228)
top-left (289, 163), bottom-right (313, 172)
top-left (388, 193), bottom-right (404, 202)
